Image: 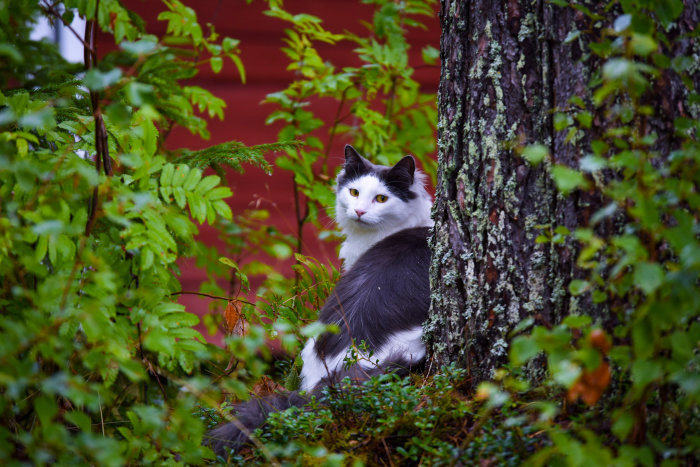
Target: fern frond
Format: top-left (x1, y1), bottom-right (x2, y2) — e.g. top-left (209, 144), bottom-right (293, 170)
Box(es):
top-left (174, 140), bottom-right (301, 174)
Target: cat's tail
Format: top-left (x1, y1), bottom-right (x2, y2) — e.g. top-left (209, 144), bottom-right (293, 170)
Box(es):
top-left (205, 391), bottom-right (310, 458)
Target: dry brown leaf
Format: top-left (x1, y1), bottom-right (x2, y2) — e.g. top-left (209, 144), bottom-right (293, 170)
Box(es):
top-left (568, 360), bottom-right (611, 406)
top-left (224, 300), bottom-right (247, 336)
top-left (589, 329), bottom-right (612, 354)
top-left (251, 375), bottom-right (286, 397)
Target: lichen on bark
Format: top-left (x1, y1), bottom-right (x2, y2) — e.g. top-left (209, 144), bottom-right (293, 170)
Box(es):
top-left (425, 0), bottom-right (600, 383)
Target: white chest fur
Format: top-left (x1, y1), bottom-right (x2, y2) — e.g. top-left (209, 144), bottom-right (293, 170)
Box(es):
top-left (299, 326), bottom-right (426, 392)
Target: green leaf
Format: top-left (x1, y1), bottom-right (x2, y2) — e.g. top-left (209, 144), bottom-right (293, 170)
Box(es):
top-left (211, 199), bottom-right (232, 220)
top-left (161, 312), bottom-right (200, 328)
top-left (568, 280), bottom-right (589, 296)
top-left (633, 262), bottom-right (664, 295)
top-left (140, 246), bottom-right (154, 271)
top-left (655, 0), bottom-right (683, 27)
top-left (579, 155), bottom-right (607, 172)
top-left (171, 164), bottom-right (190, 187)
top-left (142, 118), bottom-right (158, 157)
top-left (183, 167), bottom-right (203, 191)
top-left (562, 314), bottom-right (591, 328)
top-left (210, 56), bottom-right (223, 74)
top-left (613, 14), bottom-right (631, 32)
top-left (186, 192), bottom-right (207, 223)
top-left (205, 186), bottom-right (231, 201)
top-left (125, 82), bottom-right (155, 106)
top-left (522, 144), bottom-right (549, 165)
top-left (173, 186), bottom-right (186, 208)
top-left (631, 359), bottom-right (663, 387)
top-left (551, 165), bottom-right (589, 193)
top-left (121, 37), bottom-right (158, 55)
top-left (575, 111), bottom-right (593, 128)
top-left (143, 328), bottom-right (176, 356)
top-left (19, 108), bottom-right (56, 130)
top-left (612, 411), bottom-right (635, 441)
top-left (65, 411), bottom-right (92, 432)
top-left (195, 175), bottom-right (220, 195)
top-left (552, 360), bottom-right (582, 387)
top-left (554, 113), bottom-right (572, 131)
top-left (564, 30), bottom-right (581, 43)
top-left (0, 43), bottom-right (22, 62)
top-left (219, 256), bottom-right (238, 269)
top-left (301, 321), bottom-right (333, 338)
top-left (160, 163), bottom-right (174, 187)
top-left (268, 242), bottom-right (292, 259)
top-left (510, 336), bottom-right (540, 366)
top-left (34, 396), bottom-right (58, 427)
top-left (230, 53), bottom-right (246, 83)
top-left (630, 34), bottom-right (657, 57)
top-left (84, 68), bottom-right (123, 91)
top-left (222, 37), bottom-right (240, 52)
top-left (421, 45), bottom-right (439, 65)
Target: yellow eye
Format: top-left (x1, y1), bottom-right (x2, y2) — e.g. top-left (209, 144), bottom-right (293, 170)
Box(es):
top-left (375, 194), bottom-right (388, 203)
top-left (349, 188), bottom-right (359, 197)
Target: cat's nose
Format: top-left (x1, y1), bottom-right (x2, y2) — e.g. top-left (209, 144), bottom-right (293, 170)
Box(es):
top-left (355, 209), bottom-right (366, 218)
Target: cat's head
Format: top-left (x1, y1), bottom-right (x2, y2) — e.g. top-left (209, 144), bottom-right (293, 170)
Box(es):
top-left (335, 145), bottom-right (432, 234)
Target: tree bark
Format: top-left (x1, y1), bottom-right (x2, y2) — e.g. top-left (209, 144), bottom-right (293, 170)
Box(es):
top-left (424, 0), bottom-right (699, 384)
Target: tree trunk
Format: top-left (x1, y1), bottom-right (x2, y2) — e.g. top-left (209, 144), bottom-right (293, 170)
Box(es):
top-left (424, 0), bottom-right (699, 383)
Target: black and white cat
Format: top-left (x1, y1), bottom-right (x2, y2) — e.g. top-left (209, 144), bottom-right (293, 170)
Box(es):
top-left (207, 145), bottom-right (433, 456)
top-left (299, 145), bottom-right (433, 391)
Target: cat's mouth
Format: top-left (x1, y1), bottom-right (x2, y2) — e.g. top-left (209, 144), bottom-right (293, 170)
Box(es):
top-left (354, 218), bottom-right (378, 227)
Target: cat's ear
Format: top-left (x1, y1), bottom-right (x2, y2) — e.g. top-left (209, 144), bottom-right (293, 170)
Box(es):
top-left (344, 145), bottom-right (369, 175)
top-left (386, 155), bottom-right (415, 189)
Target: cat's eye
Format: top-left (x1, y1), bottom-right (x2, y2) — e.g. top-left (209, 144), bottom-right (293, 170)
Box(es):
top-left (349, 188), bottom-right (359, 197)
top-left (375, 194), bottom-right (388, 203)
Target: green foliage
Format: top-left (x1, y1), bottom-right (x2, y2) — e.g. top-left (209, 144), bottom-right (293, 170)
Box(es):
top-left (0, 0), bottom-right (281, 463)
top-left (514, 1), bottom-right (700, 464)
top-left (227, 367), bottom-right (543, 465)
top-left (262, 0), bottom-right (438, 252)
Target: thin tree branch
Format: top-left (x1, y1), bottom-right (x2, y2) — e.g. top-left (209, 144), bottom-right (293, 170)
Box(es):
top-left (40, 1), bottom-right (96, 56)
top-left (170, 290), bottom-right (258, 308)
top-left (322, 87), bottom-right (349, 176)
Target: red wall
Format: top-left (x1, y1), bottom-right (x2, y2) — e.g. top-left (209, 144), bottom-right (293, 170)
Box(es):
top-left (119, 0), bottom-right (440, 343)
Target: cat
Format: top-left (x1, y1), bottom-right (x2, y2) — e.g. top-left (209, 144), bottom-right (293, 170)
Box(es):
top-left (299, 144), bottom-right (434, 391)
top-left (206, 145), bottom-right (433, 457)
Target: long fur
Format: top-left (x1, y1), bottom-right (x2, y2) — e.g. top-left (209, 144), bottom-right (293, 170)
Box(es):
top-left (300, 226), bottom-right (431, 391)
top-left (205, 147), bottom-right (433, 458)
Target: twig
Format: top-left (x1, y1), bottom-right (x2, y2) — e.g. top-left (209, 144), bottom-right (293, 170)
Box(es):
top-left (451, 406), bottom-right (494, 467)
top-left (98, 390), bottom-right (105, 437)
top-left (322, 87), bottom-right (349, 176)
top-left (39, 1), bottom-right (96, 56)
top-left (170, 290), bottom-right (256, 308)
top-left (381, 438), bottom-right (395, 467)
top-left (83, 1), bottom-right (113, 234)
top-left (60, 237), bottom-right (86, 310)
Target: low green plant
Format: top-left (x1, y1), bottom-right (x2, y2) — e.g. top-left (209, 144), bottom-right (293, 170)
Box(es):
top-left (233, 367), bottom-right (543, 466)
